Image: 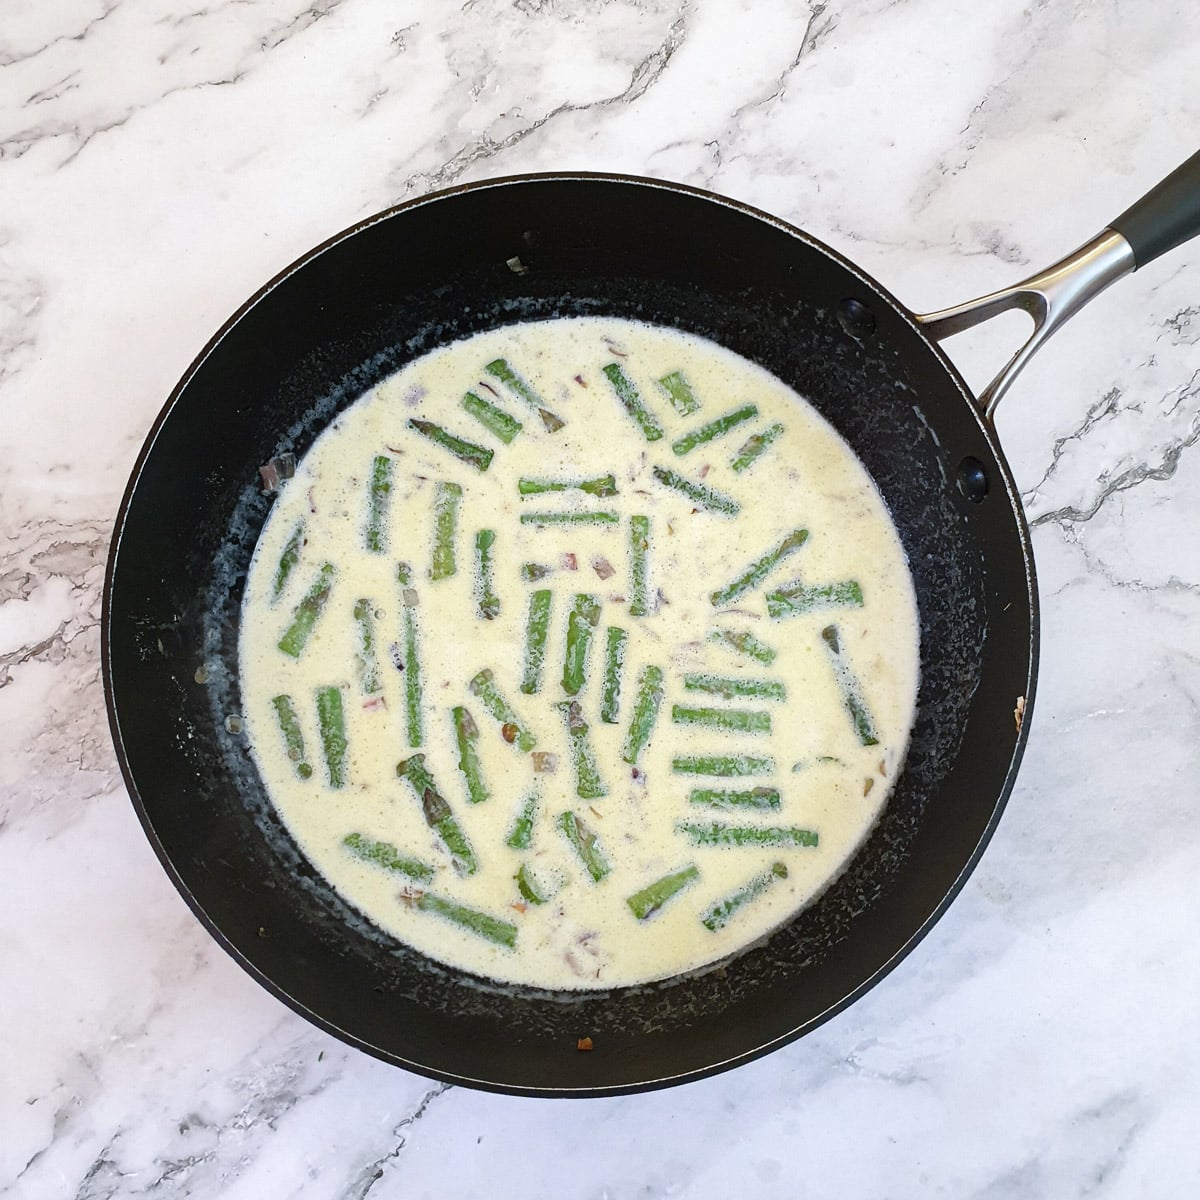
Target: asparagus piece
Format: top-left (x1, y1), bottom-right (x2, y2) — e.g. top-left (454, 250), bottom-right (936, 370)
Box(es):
top-left (521, 562), bottom-right (551, 582)
top-left (766, 579), bottom-right (864, 619)
top-left (557, 701), bottom-right (607, 800)
top-left (820, 624), bottom-right (880, 746)
top-left (277, 562), bottom-right (335, 657)
top-left (515, 862), bottom-right (551, 905)
top-left (621, 664), bottom-right (665, 765)
top-left (626, 864), bottom-right (700, 920)
top-left (655, 369), bottom-right (700, 416)
top-left (272, 521), bottom-right (304, 600)
top-left (316, 686), bottom-right (347, 788)
top-left (408, 418), bottom-right (494, 472)
top-left (600, 626), bottom-right (627, 724)
top-left (520, 589), bottom-right (552, 694)
top-left (651, 465), bottom-right (739, 516)
top-left (701, 862), bottom-right (789, 931)
top-left (730, 422), bottom-right (784, 473)
top-left (671, 404), bottom-right (758, 456)
top-left (475, 528), bottom-right (500, 619)
top-left (452, 706), bottom-right (488, 804)
top-left (561, 594), bottom-right (601, 696)
top-left (709, 528), bottom-right (809, 607)
top-left (468, 668), bottom-right (537, 752)
top-left (671, 754), bottom-right (774, 776)
top-left (505, 788), bottom-right (540, 850)
top-left (353, 599), bottom-right (381, 694)
top-left (707, 627), bottom-right (778, 665)
top-left (396, 563), bottom-right (423, 748)
top-left (430, 482), bottom-right (463, 581)
top-left (270, 694), bottom-right (313, 779)
top-left (484, 358), bottom-right (545, 411)
top-left (342, 832), bottom-right (434, 883)
top-left (676, 821), bottom-right (818, 848)
top-left (689, 786), bottom-right (781, 811)
top-left (365, 454), bottom-right (393, 553)
top-left (415, 892), bottom-right (517, 948)
top-left (462, 390), bottom-right (523, 444)
top-left (518, 474), bottom-right (618, 497)
top-left (602, 361), bottom-right (664, 441)
top-left (557, 810), bottom-right (611, 882)
top-left (519, 511), bottom-right (620, 527)
top-left (397, 754), bottom-right (478, 875)
top-left (629, 514), bottom-right (650, 617)
top-left (671, 705), bottom-right (772, 734)
top-left (683, 673), bottom-right (786, 701)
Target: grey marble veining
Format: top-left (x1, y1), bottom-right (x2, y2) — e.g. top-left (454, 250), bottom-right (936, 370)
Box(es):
top-left (3, 1), bottom-right (1200, 1196)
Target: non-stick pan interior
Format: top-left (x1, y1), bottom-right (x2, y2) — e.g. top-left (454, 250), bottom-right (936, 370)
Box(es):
top-left (104, 176), bottom-right (1035, 1095)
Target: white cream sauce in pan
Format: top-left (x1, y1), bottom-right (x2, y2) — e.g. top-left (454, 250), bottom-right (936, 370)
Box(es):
top-left (239, 318), bottom-right (920, 990)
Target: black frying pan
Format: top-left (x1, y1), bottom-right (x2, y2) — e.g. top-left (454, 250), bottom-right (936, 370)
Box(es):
top-left (102, 155), bottom-right (1200, 1096)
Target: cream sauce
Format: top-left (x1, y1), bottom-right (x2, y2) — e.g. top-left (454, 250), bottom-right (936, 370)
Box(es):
top-left (239, 318), bottom-right (920, 990)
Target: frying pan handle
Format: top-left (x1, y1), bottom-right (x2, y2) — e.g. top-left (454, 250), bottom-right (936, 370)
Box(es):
top-left (915, 149), bottom-right (1200, 420)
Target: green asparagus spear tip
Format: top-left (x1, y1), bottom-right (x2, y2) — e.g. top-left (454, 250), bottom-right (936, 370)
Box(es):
top-left (518, 474), bottom-right (618, 497)
top-left (672, 404), bottom-right (759, 456)
top-left (277, 562), bottom-right (335, 657)
top-left (600, 626), bottom-right (628, 724)
top-left (365, 454), bottom-right (393, 553)
top-left (603, 361), bottom-right (664, 441)
top-left (397, 754), bottom-right (478, 875)
top-left (629, 514), bottom-right (650, 617)
top-left (519, 511), bottom-right (620, 527)
top-left (557, 810), bottom-right (611, 882)
top-left (452, 706), bottom-right (488, 804)
top-left (468, 668), bottom-right (537, 752)
top-left (707, 627), bottom-right (778, 665)
top-left (415, 892), bottom-right (517, 948)
top-left (683, 673), bottom-right (786, 701)
top-left (688, 787), bottom-right (781, 811)
top-left (430, 481), bottom-right (463, 581)
top-left (730, 422), bottom-right (785, 473)
top-left (622, 664), bottom-right (665, 765)
top-left (557, 701), bottom-right (607, 799)
top-left (515, 862), bottom-right (551, 905)
top-left (484, 358), bottom-right (544, 411)
top-left (316, 686), bottom-right (347, 788)
top-left (505, 788), bottom-right (540, 850)
top-left (475, 528), bottom-right (500, 620)
top-left (462, 391), bottom-right (523, 443)
top-left (676, 822), bottom-right (818, 848)
top-left (520, 589), bottom-right (553, 694)
top-left (270, 694), bottom-right (313, 779)
top-left (820, 624), bottom-right (880, 746)
top-left (651, 465), bottom-right (740, 516)
top-left (273, 522), bottom-right (304, 599)
top-left (408, 418), bottom-right (494, 472)
top-left (671, 705), bottom-right (772, 734)
top-left (710, 528), bottom-right (809, 606)
top-left (671, 754), bottom-right (774, 777)
top-left (655, 370), bottom-right (700, 415)
top-left (766, 579), bottom-right (865, 619)
top-left (562, 594), bottom-right (601, 696)
top-left (353, 599), bottom-right (381, 695)
top-left (701, 863), bottom-right (789, 931)
top-left (342, 832), bottom-right (434, 882)
top-left (626, 864), bottom-right (700, 920)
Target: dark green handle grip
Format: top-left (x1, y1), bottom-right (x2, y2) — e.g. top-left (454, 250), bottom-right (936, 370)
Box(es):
top-left (1109, 149), bottom-right (1200, 270)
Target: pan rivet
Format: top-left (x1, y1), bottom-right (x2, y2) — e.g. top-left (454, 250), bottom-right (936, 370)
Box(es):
top-left (837, 298), bottom-right (875, 339)
top-left (956, 456), bottom-right (989, 502)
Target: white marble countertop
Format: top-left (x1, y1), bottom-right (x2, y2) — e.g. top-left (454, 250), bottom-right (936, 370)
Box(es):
top-left (4, 1), bottom-right (1200, 1195)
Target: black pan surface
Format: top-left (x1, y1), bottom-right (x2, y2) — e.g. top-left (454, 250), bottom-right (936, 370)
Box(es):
top-left (103, 174), bottom-right (1035, 1096)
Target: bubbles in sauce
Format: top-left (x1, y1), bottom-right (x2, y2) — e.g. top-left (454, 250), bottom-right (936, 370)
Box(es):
top-left (239, 318), bottom-right (920, 989)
